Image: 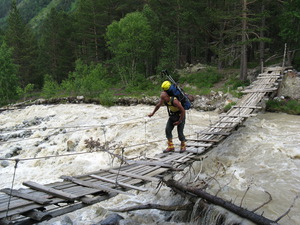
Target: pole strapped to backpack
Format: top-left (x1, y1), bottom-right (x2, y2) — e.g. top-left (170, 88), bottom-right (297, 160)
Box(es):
top-left (161, 70), bottom-right (192, 110)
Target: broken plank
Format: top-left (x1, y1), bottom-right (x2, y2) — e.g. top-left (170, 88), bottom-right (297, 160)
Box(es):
top-left (89, 174), bottom-right (147, 192)
top-left (23, 181), bottom-right (77, 201)
top-left (186, 147), bottom-right (206, 154)
top-left (60, 176), bottom-right (133, 196)
top-left (0, 188), bottom-right (51, 205)
top-left (107, 169), bottom-right (159, 182)
top-left (22, 210), bottom-right (53, 221)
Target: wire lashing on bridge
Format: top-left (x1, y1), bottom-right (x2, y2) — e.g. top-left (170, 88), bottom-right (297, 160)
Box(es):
top-left (1, 111), bottom-right (201, 220)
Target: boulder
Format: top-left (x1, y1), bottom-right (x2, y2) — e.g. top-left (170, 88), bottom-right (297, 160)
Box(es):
top-left (278, 74), bottom-right (300, 100)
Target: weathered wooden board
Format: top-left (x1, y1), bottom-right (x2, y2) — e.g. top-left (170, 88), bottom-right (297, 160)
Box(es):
top-left (104, 169), bottom-right (159, 182)
top-left (187, 138), bottom-right (221, 143)
top-left (60, 176), bottom-right (132, 196)
top-left (0, 188), bottom-right (51, 205)
top-left (23, 181), bottom-right (78, 200)
top-left (186, 143), bottom-right (212, 147)
top-left (89, 174), bottom-right (147, 192)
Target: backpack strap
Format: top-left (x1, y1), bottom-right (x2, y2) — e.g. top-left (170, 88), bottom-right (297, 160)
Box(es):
top-left (170, 96), bottom-right (175, 106)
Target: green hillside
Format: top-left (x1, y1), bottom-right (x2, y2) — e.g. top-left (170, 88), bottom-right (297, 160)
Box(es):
top-left (1, 0), bottom-right (299, 108)
top-left (0, 0), bottom-right (78, 29)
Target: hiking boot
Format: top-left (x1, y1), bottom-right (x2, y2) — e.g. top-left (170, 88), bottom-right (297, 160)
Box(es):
top-left (180, 141), bottom-right (186, 153)
top-left (163, 141), bottom-right (175, 153)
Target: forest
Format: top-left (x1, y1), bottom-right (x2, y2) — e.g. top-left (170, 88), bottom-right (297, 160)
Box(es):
top-left (0, 0), bottom-right (299, 106)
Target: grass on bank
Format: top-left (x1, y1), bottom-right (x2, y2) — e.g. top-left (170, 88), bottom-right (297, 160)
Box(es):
top-left (266, 99), bottom-right (300, 115)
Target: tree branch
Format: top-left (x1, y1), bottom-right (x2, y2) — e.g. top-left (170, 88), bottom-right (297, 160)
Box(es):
top-left (164, 179), bottom-right (280, 225)
top-left (109, 203), bottom-right (193, 212)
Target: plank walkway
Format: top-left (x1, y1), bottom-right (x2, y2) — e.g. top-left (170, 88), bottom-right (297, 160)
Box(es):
top-left (0, 66), bottom-right (284, 225)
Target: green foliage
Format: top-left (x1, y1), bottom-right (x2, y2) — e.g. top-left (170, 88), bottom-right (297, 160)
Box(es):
top-left (156, 36), bottom-right (177, 73)
top-left (0, 41), bottom-right (19, 106)
top-left (225, 75), bottom-right (250, 89)
top-left (41, 74), bottom-right (61, 98)
top-left (38, 8), bottom-right (75, 83)
top-left (106, 11), bottom-right (152, 84)
top-left (223, 101), bottom-right (236, 112)
top-left (61, 60), bottom-right (108, 98)
top-left (5, 1), bottom-right (40, 87)
top-left (99, 90), bottom-right (115, 107)
top-left (279, 1), bottom-right (300, 47)
top-left (17, 83), bottom-right (35, 100)
top-left (0, 0), bottom-right (297, 106)
top-left (266, 99), bottom-right (300, 115)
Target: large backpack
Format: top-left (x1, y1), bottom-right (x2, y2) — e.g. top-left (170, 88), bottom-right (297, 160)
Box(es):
top-left (165, 84), bottom-right (192, 110)
top-left (162, 70), bottom-right (192, 110)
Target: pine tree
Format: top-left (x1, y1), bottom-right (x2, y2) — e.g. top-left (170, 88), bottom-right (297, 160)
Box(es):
top-left (0, 41), bottom-right (19, 106)
top-left (5, 0), bottom-right (40, 87)
top-left (39, 8), bottom-right (76, 83)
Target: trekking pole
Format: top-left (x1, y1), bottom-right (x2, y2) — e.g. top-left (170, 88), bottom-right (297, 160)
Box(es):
top-left (162, 70), bottom-right (177, 85)
top-left (161, 70), bottom-right (192, 106)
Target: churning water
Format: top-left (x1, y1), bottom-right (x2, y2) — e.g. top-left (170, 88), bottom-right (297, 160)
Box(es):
top-left (0, 104), bottom-right (299, 225)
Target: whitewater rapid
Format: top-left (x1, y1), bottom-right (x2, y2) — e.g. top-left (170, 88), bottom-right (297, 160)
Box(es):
top-left (0, 104), bottom-right (299, 225)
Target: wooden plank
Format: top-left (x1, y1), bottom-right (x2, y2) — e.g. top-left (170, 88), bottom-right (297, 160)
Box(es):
top-left (126, 160), bottom-right (173, 168)
top-left (60, 176), bottom-right (133, 196)
top-left (0, 188), bottom-right (51, 205)
top-left (257, 75), bottom-right (281, 79)
top-left (232, 105), bottom-right (262, 109)
top-left (200, 132), bottom-right (231, 136)
top-left (89, 174), bottom-right (147, 192)
top-left (23, 181), bottom-right (78, 200)
top-left (210, 125), bottom-right (237, 129)
top-left (187, 138), bottom-right (221, 143)
top-left (107, 169), bottom-right (159, 182)
top-left (219, 114), bottom-right (256, 118)
top-left (241, 88), bottom-right (277, 93)
top-left (186, 143), bottom-right (212, 147)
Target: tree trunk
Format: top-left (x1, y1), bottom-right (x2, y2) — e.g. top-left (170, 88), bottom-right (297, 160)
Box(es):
top-left (240, 0), bottom-right (248, 81)
top-left (259, 3), bottom-right (266, 73)
top-left (164, 179), bottom-right (279, 225)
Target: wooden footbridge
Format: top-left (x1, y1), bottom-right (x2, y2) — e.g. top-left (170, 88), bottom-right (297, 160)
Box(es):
top-left (0, 66), bottom-right (284, 225)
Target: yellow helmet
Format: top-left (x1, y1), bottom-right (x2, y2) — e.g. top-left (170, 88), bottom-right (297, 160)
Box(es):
top-left (161, 81), bottom-right (171, 90)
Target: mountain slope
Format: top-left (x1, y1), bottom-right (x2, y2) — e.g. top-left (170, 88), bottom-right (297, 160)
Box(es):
top-left (0, 0), bottom-right (78, 30)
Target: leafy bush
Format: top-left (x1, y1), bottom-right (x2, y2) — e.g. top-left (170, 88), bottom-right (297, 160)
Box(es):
top-left (61, 60), bottom-right (109, 98)
top-left (266, 99), bottom-right (300, 115)
top-left (99, 90), bottom-right (115, 106)
top-left (41, 74), bottom-right (61, 98)
top-left (17, 83), bottom-right (35, 100)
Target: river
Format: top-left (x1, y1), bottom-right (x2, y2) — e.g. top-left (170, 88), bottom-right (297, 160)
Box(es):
top-left (0, 104), bottom-right (299, 225)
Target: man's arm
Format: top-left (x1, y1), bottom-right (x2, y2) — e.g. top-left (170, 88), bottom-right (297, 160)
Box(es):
top-left (148, 98), bottom-right (164, 117)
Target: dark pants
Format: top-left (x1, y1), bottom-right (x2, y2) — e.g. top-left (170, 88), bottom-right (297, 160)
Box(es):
top-left (165, 113), bottom-right (186, 142)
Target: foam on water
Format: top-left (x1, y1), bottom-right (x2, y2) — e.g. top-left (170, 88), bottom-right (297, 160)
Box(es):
top-left (1, 105), bottom-right (299, 224)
